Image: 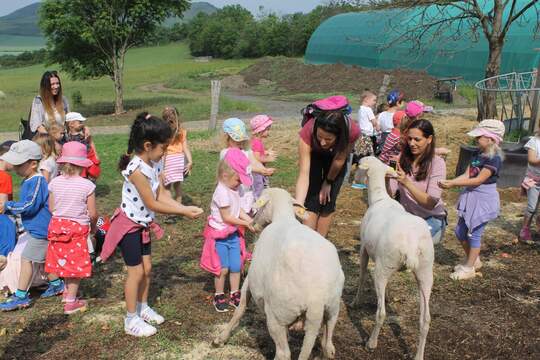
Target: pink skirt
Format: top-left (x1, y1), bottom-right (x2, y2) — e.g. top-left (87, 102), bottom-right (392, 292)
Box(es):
top-left (163, 153), bottom-right (185, 186)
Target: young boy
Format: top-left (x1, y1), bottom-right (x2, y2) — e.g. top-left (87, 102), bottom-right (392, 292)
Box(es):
top-left (0, 141), bottom-right (16, 271)
top-left (0, 140), bottom-right (63, 311)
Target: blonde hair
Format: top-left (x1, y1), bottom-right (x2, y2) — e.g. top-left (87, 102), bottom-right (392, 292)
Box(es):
top-left (483, 141), bottom-right (505, 160)
top-left (60, 163), bottom-right (83, 176)
top-left (32, 133), bottom-right (58, 158)
top-left (217, 159), bottom-right (236, 182)
top-left (223, 133), bottom-right (249, 150)
top-left (48, 123), bottom-right (65, 140)
top-left (360, 90), bottom-right (376, 104)
top-left (162, 106), bottom-right (183, 143)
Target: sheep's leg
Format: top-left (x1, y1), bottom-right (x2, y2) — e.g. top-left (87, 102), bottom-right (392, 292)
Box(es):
top-left (352, 245), bottom-right (369, 307)
top-left (265, 305), bottom-right (291, 360)
top-left (321, 308), bottom-right (339, 359)
top-left (213, 276), bottom-right (250, 347)
top-left (298, 306), bottom-right (324, 360)
top-left (414, 267), bottom-right (433, 360)
top-left (366, 266), bottom-right (389, 351)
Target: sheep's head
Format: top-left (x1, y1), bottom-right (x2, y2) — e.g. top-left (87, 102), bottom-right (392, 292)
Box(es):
top-left (252, 188), bottom-right (307, 231)
top-left (358, 156), bottom-right (397, 182)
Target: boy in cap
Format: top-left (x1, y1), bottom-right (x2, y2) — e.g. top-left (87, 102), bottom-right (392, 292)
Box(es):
top-left (0, 140), bottom-right (63, 311)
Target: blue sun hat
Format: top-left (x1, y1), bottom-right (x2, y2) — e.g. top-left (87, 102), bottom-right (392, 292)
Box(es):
top-left (223, 118), bottom-right (249, 142)
top-left (387, 90), bottom-right (404, 105)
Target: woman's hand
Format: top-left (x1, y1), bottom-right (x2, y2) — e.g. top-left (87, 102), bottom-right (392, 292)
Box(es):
top-left (438, 180), bottom-right (453, 189)
top-left (319, 181), bottom-right (332, 205)
top-left (395, 163), bottom-right (410, 186)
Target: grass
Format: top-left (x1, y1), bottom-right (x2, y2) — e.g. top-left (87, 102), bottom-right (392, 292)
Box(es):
top-left (0, 42), bottom-right (258, 131)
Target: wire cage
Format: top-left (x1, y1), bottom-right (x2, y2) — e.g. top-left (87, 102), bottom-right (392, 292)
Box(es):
top-left (475, 70), bottom-right (540, 143)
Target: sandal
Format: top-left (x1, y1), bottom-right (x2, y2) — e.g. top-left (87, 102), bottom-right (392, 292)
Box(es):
top-left (453, 257), bottom-right (482, 271)
top-left (450, 265), bottom-right (476, 280)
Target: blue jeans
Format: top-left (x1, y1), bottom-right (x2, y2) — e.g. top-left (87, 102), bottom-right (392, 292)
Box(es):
top-left (215, 232), bottom-right (241, 273)
top-left (425, 216), bottom-right (446, 245)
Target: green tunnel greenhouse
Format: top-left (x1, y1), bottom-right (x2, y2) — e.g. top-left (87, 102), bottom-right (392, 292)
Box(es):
top-left (304, 4), bottom-right (540, 81)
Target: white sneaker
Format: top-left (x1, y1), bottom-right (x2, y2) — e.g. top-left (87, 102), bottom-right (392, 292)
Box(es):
top-left (124, 315), bottom-right (157, 337)
top-left (140, 306), bottom-right (165, 325)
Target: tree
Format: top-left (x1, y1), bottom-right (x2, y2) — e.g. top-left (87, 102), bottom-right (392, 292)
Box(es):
top-left (40, 0), bottom-right (190, 114)
top-left (341, 0), bottom-right (540, 118)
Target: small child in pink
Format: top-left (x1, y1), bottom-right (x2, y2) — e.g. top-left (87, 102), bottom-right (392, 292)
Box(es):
top-left (200, 147), bottom-right (254, 313)
top-left (250, 115), bottom-right (277, 198)
top-left (45, 141), bottom-right (97, 315)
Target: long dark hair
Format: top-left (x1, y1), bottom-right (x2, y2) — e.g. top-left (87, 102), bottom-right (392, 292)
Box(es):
top-left (118, 112), bottom-right (172, 170)
top-left (39, 70), bottom-right (64, 120)
top-left (399, 119), bottom-right (436, 181)
top-left (312, 110), bottom-right (350, 153)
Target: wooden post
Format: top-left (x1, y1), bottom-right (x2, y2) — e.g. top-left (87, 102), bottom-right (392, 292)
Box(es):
top-left (209, 80), bottom-right (221, 131)
top-left (377, 74), bottom-right (391, 106)
top-left (530, 51), bottom-right (540, 134)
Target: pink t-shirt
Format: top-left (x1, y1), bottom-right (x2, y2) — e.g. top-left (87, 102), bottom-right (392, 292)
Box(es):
top-left (48, 175), bottom-right (96, 225)
top-left (209, 181), bottom-right (241, 230)
top-left (389, 155), bottom-right (446, 218)
top-left (251, 138), bottom-right (265, 156)
top-left (299, 118), bottom-right (361, 152)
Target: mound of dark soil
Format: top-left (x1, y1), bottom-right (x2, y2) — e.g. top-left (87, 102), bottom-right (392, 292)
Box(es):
top-left (240, 57), bottom-right (439, 100)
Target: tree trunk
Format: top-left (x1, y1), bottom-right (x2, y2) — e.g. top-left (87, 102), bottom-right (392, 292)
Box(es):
top-left (478, 40), bottom-right (503, 120)
top-left (112, 51), bottom-right (125, 114)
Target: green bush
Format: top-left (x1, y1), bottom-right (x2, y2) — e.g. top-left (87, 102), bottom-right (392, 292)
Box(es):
top-left (72, 90), bottom-right (83, 106)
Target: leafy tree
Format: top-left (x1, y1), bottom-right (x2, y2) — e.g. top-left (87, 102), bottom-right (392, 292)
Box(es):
top-left (40, 0), bottom-right (190, 114)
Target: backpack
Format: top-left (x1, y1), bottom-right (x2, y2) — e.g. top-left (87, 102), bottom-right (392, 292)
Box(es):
top-left (300, 95), bottom-right (352, 127)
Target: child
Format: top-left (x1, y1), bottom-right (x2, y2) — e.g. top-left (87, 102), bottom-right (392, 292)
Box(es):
top-left (162, 106), bottom-right (192, 204)
top-left (405, 100), bottom-right (433, 121)
top-left (378, 110), bottom-right (408, 166)
top-left (0, 141), bottom-right (16, 270)
top-left (99, 112), bottom-right (203, 337)
top-left (378, 90), bottom-right (405, 145)
top-left (519, 131), bottom-right (540, 242)
top-left (356, 90), bottom-right (379, 158)
top-left (200, 148), bottom-right (254, 312)
top-left (48, 123), bottom-right (65, 155)
top-left (33, 133), bottom-right (59, 182)
top-left (45, 141), bottom-right (97, 314)
top-left (0, 140), bottom-right (63, 311)
top-left (65, 112), bottom-right (101, 181)
top-left (439, 119), bottom-right (505, 280)
top-left (250, 114), bottom-right (277, 198)
top-left (220, 118), bottom-right (274, 214)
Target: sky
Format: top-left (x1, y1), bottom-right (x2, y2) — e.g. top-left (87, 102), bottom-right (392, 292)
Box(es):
top-left (0, 0), bottom-right (326, 17)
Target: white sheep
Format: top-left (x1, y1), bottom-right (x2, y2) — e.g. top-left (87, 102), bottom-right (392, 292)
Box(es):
top-left (352, 156), bottom-right (434, 360)
top-left (213, 188), bottom-right (345, 360)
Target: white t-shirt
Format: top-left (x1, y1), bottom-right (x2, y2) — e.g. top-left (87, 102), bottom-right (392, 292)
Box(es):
top-left (209, 181), bottom-right (241, 230)
top-left (39, 156), bottom-right (58, 181)
top-left (219, 147), bottom-right (254, 213)
top-left (121, 156), bottom-right (162, 226)
top-left (525, 136), bottom-right (540, 177)
top-left (378, 111), bottom-right (396, 133)
top-left (358, 105), bottom-right (376, 136)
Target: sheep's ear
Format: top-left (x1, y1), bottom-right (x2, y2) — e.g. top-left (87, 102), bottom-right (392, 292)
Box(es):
top-left (293, 203), bottom-right (308, 221)
top-left (358, 163), bottom-right (370, 170)
top-left (253, 195), bottom-right (269, 212)
top-left (385, 166), bottom-right (398, 178)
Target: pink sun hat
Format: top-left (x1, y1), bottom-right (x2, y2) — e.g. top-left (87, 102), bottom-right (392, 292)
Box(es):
top-left (224, 147), bottom-right (252, 186)
top-left (405, 100), bottom-right (434, 118)
top-left (56, 141), bottom-right (93, 168)
top-left (250, 114), bottom-right (273, 134)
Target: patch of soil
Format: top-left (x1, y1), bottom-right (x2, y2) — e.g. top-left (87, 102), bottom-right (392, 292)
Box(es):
top-left (240, 57), bottom-right (439, 100)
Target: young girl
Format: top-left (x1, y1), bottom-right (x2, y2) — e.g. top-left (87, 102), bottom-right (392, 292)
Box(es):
top-left (99, 113), bottom-right (203, 337)
top-left (65, 112), bottom-right (101, 181)
top-left (200, 148), bottom-right (254, 312)
top-left (33, 133), bottom-right (59, 182)
top-left (45, 141), bottom-right (96, 314)
top-left (519, 131), bottom-right (540, 242)
top-left (162, 106), bottom-right (192, 204)
top-left (439, 119), bottom-right (505, 280)
top-left (220, 118), bottom-right (274, 214)
top-left (378, 90), bottom-right (405, 145)
top-left (250, 114), bottom-right (276, 198)
top-left (355, 90), bottom-right (379, 159)
top-left (48, 123), bottom-right (65, 155)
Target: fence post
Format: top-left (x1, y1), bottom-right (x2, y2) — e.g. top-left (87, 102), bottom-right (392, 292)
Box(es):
top-left (530, 58), bottom-right (540, 134)
top-left (377, 74), bottom-right (391, 106)
top-left (209, 80), bottom-right (221, 131)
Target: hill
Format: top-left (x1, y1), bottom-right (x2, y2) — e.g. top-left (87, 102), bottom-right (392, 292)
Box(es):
top-left (0, 1), bottom-right (218, 37)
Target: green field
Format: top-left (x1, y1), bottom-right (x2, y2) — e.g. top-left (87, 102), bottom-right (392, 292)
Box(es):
top-left (0, 42), bottom-right (257, 131)
top-left (0, 34), bottom-right (44, 55)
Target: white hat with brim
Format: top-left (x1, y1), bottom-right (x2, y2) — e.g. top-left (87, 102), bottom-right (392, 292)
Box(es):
top-left (0, 140), bottom-right (42, 166)
top-left (65, 112), bottom-right (87, 122)
top-left (467, 119), bottom-right (505, 144)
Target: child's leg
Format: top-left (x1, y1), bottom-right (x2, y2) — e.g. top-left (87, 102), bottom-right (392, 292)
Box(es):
top-left (125, 264), bottom-right (144, 314)
top-left (214, 269), bottom-right (228, 294)
top-left (137, 254), bottom-right (152, 305)
top-left (17, 258), bottom-right (34, 291)
top-left (214, 239), bottom-right (230, 293)
top-left (454, 217), bottom-right (470, 260)
top-left (228, 233), bottom-right (242, 293)
top-left (172, 182), bottom-right (182, 203)
top-left (464, 222), bottom-right (487, 268)
top-left (65, 278), bottom-right (81, 298)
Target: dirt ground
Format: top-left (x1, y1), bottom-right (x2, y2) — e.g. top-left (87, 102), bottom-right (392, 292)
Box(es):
top-left (239, 57), bottom-right (439, 100)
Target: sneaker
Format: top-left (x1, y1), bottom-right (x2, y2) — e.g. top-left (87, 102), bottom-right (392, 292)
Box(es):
top-left (213, 293), bottom-right (229, 313)
top-left (41, 280), bottom-right (65, 298)
top-left (64, 299), bottom-right (87, 315)
top-left (519, 227), bottom-right (532, 242)
top-left (453, 257), bottom-right (482, 272)
top-left (140, 306), bottom-right (165, 325)
top-left (124, 315), bottom-right (157, 337)
top-left (229, 291), bottom-right (241, 309)
top-left (0, 293), bottom-right (32, 311)
top-left (351, 183), bottom-right (368, 190)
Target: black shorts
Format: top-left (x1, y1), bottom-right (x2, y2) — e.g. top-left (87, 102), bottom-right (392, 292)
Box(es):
top-left (119, 230), bottom-right (151, 266)
top-left (304, 151), bottom-right (347, 215)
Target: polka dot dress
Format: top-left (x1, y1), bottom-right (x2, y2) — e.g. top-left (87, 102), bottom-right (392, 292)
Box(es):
top-left (121, 156), bottom-right (162, 226)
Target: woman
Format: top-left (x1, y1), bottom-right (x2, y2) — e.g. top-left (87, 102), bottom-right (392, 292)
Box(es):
top-left (295, 110), bottom-right (360, 237)
top-left (29, 71), bottom-right (70, 134)
top-left (388, 119), bottom-right (447, 243)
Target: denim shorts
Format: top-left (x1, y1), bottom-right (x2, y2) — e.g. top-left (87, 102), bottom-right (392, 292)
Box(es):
top-left (425, 216), bottom-right (447, 245)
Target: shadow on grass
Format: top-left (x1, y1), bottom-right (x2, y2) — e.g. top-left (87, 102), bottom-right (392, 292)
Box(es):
top-left (1, 314), bottom-right (69, 359)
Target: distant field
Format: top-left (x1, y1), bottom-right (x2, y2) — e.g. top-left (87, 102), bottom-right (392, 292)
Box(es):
top-left (0, 42), bottom-right (257, 131)
top-left (0, 34), bottom-right (44, 55)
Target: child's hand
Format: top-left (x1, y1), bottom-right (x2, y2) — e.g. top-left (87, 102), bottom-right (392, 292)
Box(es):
top-left (247, 221), bottom-right (257, 233)
top-left (438, 180), bottom-right (453, 189)
top-left (184, 206), bottom-right (204, 219)
top-left (0, 201), bottom-right (5, 214)
top-left (265, 149), bottom-right (277, 162)
top-left (184, 162), bottom-right (193, 176)
top-left (263, 167), bottom-right (275, 176)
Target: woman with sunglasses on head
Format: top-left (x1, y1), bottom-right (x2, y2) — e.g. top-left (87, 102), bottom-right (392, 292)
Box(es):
top-left (295, 100), bottom-right (360, 237)
top-left (29, 71), bottom-right (70, 135)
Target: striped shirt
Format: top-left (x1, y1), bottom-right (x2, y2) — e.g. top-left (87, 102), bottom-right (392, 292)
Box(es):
top-left (49, 175), bottom-right (95, 225)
